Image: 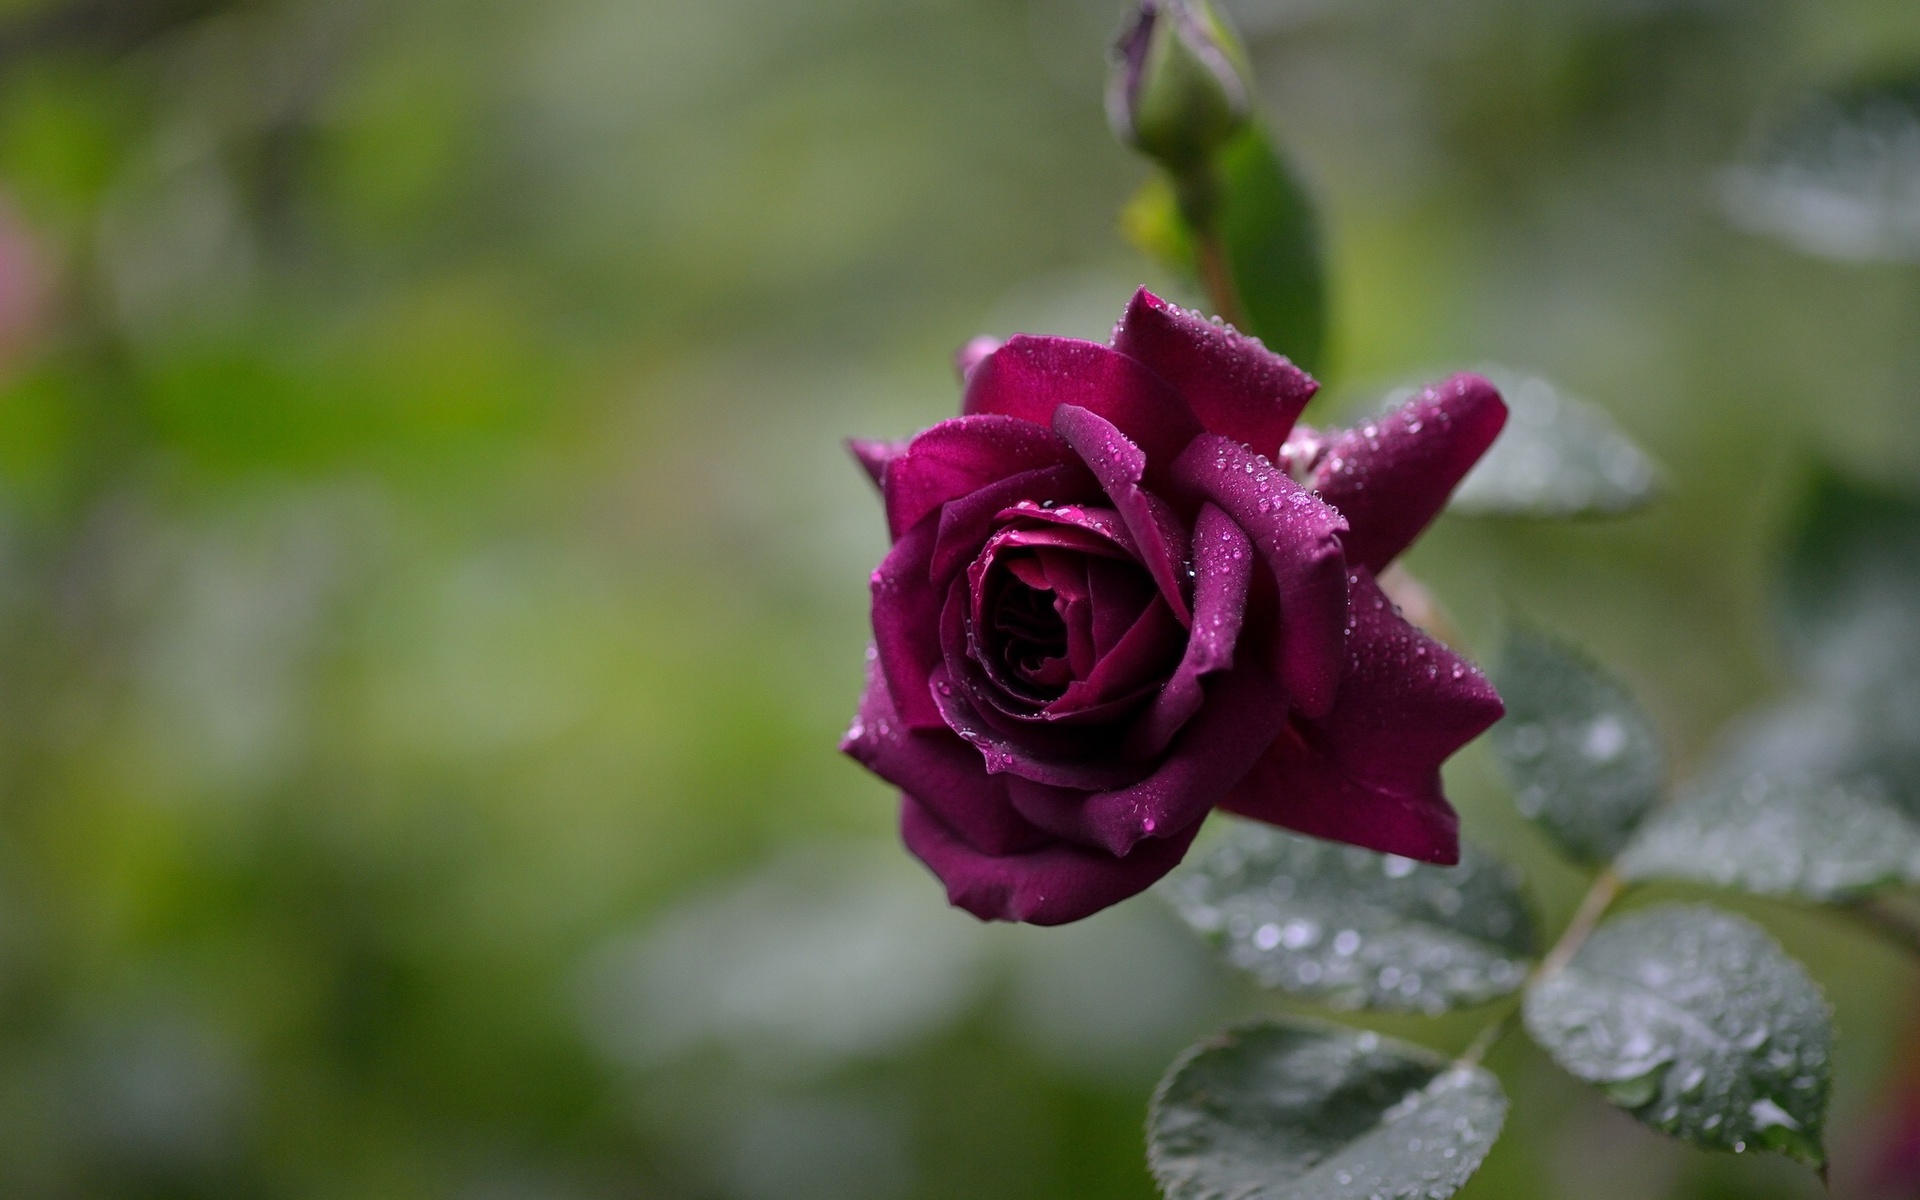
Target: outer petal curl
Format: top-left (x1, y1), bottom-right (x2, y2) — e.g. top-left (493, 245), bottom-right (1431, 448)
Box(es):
top-left (961, 336), bottom-right (1202, 483)
top-left (843, 656), bottom-right (1051, 857)
top-left (1109, 288), bottom-right (1318, 461)
top-left (1221, 569), bottom-right (1504, 864)
top-left (848, 437), bottom-right (911, 491)
top-left (1311, 373), bottom-right (1506, 572)
top-left (901, 793), bottom-right (1201, 925)
top-left (884, 415), bottom-right (1078, 541)
top-left (870, 519), bottom-right (946, 730)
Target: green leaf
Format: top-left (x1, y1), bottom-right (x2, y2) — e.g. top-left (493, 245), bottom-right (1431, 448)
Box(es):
top-left (1523, 905), bottom-right (1832, 1169)
top-left (1118, 127), bottom-right (1327, 374)
top-left (1719, 71), bottom-right (1920, 263)
top-left (1490, 626), bottom-right (1666, 865)
top-left (1148, 1019), bottom-right (1506, 1200)
top-left (1445, 368), bottom-right (1660, 518)
top-left (1618, 762), bottom-right (1920, 901)
top-left (1161, 817), bottom-right (1533, 1014)
top-left (1778, 473), bottom-right (1920, 756)
top-left (1617, 691), bottom-right (1920, 900)
top-left (1215, 127), bottom-right (1327, 375)
top-left (1624, 474), bottom-right (1920, 902)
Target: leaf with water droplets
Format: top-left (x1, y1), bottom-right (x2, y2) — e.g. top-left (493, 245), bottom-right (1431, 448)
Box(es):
top-left (1523, 905), bottom-right (1832, 1169)
top-left (1777, 472), bottom-right (1920, 804)
top-left (1618, 716), bottom-right (1920, 901)
top-left (1491, 626), bottom-right (1665, 865)
top-left (1627, 474), bottom-right (1920, 901)
top-left (1442, 368), bottom-right (1659, 518)
top-left (1149, 1018), bottom-right (1506, 1200)
top-left (1161, 817), bottom-right (1534, 1013)
top-left (1719, 73), bottom-right (1920, 264)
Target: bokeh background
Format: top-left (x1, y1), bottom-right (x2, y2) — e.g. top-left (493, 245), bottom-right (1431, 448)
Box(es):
top-left (0, 0), bottom-right (1916, 1196)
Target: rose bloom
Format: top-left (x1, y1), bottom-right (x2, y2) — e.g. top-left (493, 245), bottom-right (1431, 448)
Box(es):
top-left (843, 289), bottom-right (1506, 925)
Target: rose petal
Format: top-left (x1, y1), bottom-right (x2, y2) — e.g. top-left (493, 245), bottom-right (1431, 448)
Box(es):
top-left (842, 658), bottom-right (1051, 857)
top-left (885, 415), bottom-right (1078, 541)
top-left (930, 463), bottom-right (1100, 580)
top-left (1311, 373), bottom-right (1507, 572)
top-left (963, 336), bottom-right (1202, 482)
top-left (929, 662), bottom-right (1147, 790)
top-left (1219, 727), bottom-right (1462, 864)
top-left (871, 518), bottom-right (947, 730)
top-left (1127, 503), bottom-right (1254, 758)
top-left (993, 502), bottom-right (1138, 552)
top-left (848, 437), bottom-right (911, 491)
top-left (1171, 434), bottom-right (1349, 718)
top-left (1221, 569), bottom-right (1504, 864)
top-left (1053, 403), bottom-right (1194, 626)
top-left (1109, 288), bottom-right (1318, 461)
top-left (901, 793), bottom-right (1201, 925)
top-left (1007, 659), bottom-right (1288, 857)
top-left (955, 335), bottom-right (1002, 380)
top-left (1310, 568), bottom-right (1504, 790)
top-left (1081, 554), bottom-right (1158, 659)
top-left (1051, 593), bottom-right (1184, 716)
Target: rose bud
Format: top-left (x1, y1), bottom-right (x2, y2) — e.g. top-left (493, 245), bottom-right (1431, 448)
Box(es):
top-left (844, 289), bottom-right (1507, 925)
top-left (1106, 0), bottom-right (1253, 171)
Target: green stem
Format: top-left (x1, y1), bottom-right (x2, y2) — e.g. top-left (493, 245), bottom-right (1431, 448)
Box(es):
top-left (1195, 229), bottom-right (1249, 331)
top-left (1456, 868), bottom-right (1625, 1069)
top-left (1456, 1007), bottom-right (1516, 1069)
top-left (1172, 164), bottom-right (1249, 331)
top-left (1845, 893), bottom-right (1920, 959)
top-left (1537, 868), bottom-right (1624, 980)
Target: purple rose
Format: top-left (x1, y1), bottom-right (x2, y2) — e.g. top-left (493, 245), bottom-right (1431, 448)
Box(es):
top-left (843, 288), bottom-right (1507, 925)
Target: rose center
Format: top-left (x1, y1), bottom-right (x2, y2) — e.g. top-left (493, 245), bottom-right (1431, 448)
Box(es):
top-left (991, 572), bottom-right (1072, 693)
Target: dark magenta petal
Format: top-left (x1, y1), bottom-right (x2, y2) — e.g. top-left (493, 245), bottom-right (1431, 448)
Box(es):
top-left (962, 336), bottom-right (1203, 481)
top-left (1109, 288), bottom-right (1318, 461)
top-left (1081, 555), bottom-right (1158, 659)
top-left (884, 415), bottom-right (1078, 541)
top-left (930, 664), bottom-right (1148, 790)
top-left (930, 465), bottom-right (1102, 581)
top-left (901, 793), bottom-right (1201, 925)
top-left (1220, 569), bottom-right (1505, 864)
top-left (1007, 659), bottom-right (1288, 857)
top-left (842, 659), bottom-right (1051, 857)
top-left (848, 437), bottom-right (911, 491)
top-left (1171, 434), bottom-right (1349, 718)
top-left (1311, 373), bottom-right (1507, 572)
top-left (991, 502), bottom-right (1139, 553)
top-left (1219, 728), bottom-right (1461, 864)
top-left (1050, 593), bottom-right (1184, 716)
top-left (1127, 504), bottom-right (1253, 758)
top-left (1310, 568), bottom-right (1504, 791)
top-left (1053, 403), bottom-right (1193, 625)
top-left (870, 519), bottom-right (947, 730)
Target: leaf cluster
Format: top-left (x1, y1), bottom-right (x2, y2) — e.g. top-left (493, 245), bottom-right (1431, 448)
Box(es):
top-left (1108, 11), bottom-right (1915, 1198)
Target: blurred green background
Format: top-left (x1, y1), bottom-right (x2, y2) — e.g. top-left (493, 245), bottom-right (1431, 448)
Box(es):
top-left (0, 0), bottom-right (1915, 1196)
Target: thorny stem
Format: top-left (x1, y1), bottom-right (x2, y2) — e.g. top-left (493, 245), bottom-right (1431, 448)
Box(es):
top-left (1455, 868), bottom-right (1626, 1069)
top-left (1845, 893), bottom-right (1920, 960)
